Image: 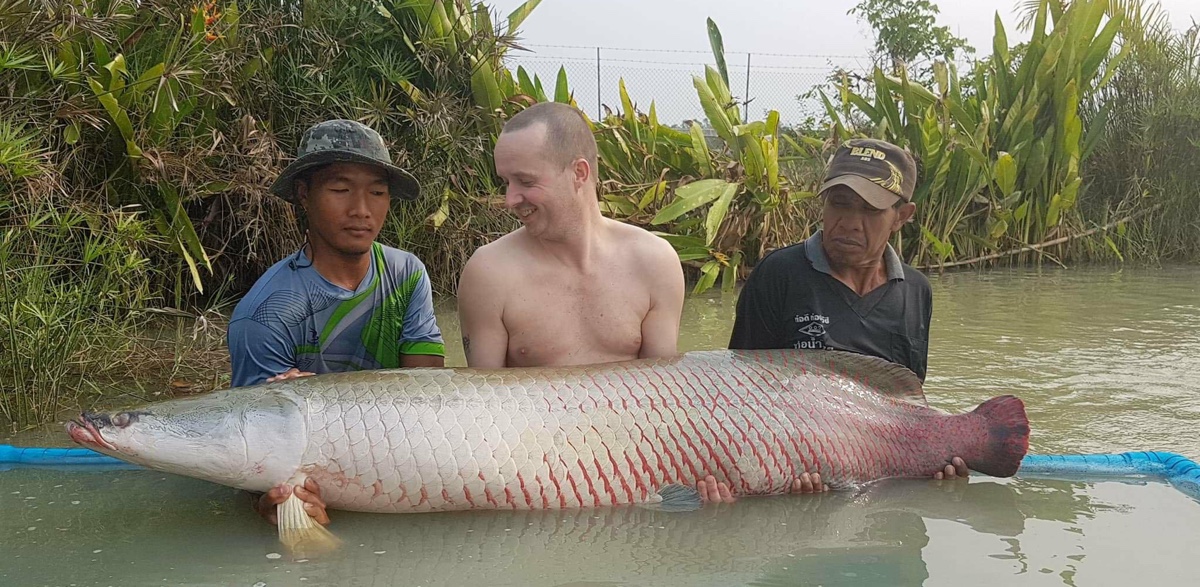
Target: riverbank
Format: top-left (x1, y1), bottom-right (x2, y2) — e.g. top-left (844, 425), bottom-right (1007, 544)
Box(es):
top-left (6, 264), bottom-right (1199, 459)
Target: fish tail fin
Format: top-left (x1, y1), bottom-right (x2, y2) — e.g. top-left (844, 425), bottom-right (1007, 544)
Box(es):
top-left (968, 395), bottom-right (1031, 478)
top-left (278, 492), bottom-right (341, 556)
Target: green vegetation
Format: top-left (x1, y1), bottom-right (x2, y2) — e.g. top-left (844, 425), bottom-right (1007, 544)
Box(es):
top-left (589, 20), bottom-right (811, 293)
top-left (0, 0), bottom-right (539, 428)
top-left (826, 0), bottom-right (1127, 267)
top-left (2, 0), bottom-right (1199, 428)
top-left (849, 0), bottom-right (975, 77)
top-left (1074, 0), bottom-right (1200, 262)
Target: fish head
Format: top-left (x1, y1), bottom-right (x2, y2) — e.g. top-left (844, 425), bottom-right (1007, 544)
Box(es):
top-left (65, 388), bottom-right (305, 492)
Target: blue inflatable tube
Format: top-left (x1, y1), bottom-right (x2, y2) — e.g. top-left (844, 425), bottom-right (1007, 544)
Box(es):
top-left (1019, 452), bottom-right (1200, 501)
top-left (2, 445), bottom-right (1198, 502)
top-left (0, 444), bottom-right (137, 472)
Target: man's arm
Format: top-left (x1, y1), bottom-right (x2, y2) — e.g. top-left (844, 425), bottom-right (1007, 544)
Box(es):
top-left (638, 236), bottom-right (685, 359)
top-left (457, 249), bottom-right (509, 368)
top-left (398, 261), bottom-right (446, 368)
top-left (918, 276), bottom-right (934, 377)
top-left (727, 256), bottom-right (785, 349)
top-left (401, 354), bottom-right (444, 367)
top-left (227, 318), bottom-right (296, 387)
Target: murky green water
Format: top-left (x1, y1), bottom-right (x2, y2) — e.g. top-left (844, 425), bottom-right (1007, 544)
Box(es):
top-left (4, 266), bottom-right (1200, 586)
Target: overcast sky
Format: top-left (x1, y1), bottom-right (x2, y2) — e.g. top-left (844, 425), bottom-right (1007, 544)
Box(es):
top-left (487, 0), bottom-right (1200, 125)
top-left (492, 0), bottom-right (1198, 57)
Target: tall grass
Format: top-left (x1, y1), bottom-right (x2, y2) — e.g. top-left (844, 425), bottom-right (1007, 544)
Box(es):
top-left (1078, 0), bottom-right (1200, 262)
top-left (0, 120), bottom-right (158, 426)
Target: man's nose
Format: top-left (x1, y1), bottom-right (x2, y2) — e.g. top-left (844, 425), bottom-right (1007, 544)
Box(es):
top-left (348, 192), bottom-right (372, 217)
top-left (505, 187), bottom-right (523, 209)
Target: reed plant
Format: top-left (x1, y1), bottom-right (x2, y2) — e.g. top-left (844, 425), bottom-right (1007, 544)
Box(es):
top-left (1074, 0), bottom-right (1200, 262)
top-left (823, 0), bottom-right (1130, 267)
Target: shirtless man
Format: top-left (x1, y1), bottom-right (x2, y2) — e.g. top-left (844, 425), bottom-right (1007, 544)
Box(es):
top-left (455, 102), bottom-right (683, 368)
top-left (457, 102), bottom-right (825, 500)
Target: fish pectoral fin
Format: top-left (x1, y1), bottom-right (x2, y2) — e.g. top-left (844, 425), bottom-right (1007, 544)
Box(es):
top-left (278, 492), bottom-right (341, 556)
top-left (639, 483), bottom-right (704, 513)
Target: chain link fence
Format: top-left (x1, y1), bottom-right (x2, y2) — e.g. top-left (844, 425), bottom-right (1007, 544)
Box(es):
top-left (504, 45), bottom-right (878, 131)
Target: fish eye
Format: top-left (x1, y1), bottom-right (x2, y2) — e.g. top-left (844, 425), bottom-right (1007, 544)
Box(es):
top-left (112, 412), bottom-right (130, 428)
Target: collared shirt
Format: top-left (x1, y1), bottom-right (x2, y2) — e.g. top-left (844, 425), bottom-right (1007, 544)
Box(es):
top-left (227, 242), bottom-right (445, 387)
top-left (728, 230), bottom-right (933, 380)
top-left (805, 229), bottom-right (906, 281)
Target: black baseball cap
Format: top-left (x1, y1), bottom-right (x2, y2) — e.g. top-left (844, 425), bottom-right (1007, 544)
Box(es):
top-left (819, 138), bottom-right (917, 209)
top-left (270, 119), bottom-right (420, 203)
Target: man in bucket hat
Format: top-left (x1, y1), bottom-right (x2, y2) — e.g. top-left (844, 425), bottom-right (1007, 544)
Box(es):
top-left (728, 138), bottom-right (968, 487)
top-left (228, 120), bottom-right (446, 525)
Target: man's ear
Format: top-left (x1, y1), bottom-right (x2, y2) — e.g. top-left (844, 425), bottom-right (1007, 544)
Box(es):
top-left (572, 157), bottom-right (591, 188)
top-left (894, 201), bottom-right (917, 229)
top-left (295, 180), bottom-right (309, 210)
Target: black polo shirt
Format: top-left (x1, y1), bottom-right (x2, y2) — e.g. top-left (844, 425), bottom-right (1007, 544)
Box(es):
top-left (728, 230), bottom-right (933, 381)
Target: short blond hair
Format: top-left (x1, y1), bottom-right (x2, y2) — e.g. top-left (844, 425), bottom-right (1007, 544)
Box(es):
top-left (502, 102), bottom-right (598, 174)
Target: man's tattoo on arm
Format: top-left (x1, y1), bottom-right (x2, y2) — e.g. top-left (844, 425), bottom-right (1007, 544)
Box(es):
top-left (462, 335), bottom-right (471, 355)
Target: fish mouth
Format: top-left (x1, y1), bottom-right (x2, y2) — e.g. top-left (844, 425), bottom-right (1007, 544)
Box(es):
top-left (65, 413), bottom-right (118, 452)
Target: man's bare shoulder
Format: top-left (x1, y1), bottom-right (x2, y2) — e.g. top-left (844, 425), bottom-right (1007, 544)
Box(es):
top-left (462, 229), bottom-right (531, 279)
top-left (603, 219), bottom-right (679, 270)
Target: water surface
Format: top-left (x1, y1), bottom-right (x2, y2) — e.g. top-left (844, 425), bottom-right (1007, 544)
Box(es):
top-left (3, 265), bottom-right (1199, 586)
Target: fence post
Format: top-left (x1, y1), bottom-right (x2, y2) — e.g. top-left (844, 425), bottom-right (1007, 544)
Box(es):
top-left (596, 47), bottom-right (602, 120)
top-left (744, 52), bottom-right (751, 121)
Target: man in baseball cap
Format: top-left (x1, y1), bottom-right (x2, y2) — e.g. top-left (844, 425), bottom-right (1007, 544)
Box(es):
top-left (729, 138), bottom-right (969, 487)
top-left (230, 119), bottom-right (446, 526)
top-left (818, 137), bottom-right (918, 209)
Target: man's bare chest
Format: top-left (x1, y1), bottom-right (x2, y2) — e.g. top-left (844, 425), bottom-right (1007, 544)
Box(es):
top-left (501, 275), bottom-right (649, 366)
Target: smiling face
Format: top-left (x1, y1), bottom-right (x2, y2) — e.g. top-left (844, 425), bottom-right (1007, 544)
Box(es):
top-left (820, 185), bottom-right (915, 268)
top-left (493, 123), bottom-right (592, 241)
top-left (297, 162), bottom-right (391, 256)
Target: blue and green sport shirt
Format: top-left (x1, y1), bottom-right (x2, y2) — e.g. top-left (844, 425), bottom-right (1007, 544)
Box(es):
top-left (228, 242), bottom-right (445, 387)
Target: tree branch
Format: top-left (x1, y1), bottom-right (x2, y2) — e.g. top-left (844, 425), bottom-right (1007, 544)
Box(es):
top-left (918, 205), bottom-right (1162, 272)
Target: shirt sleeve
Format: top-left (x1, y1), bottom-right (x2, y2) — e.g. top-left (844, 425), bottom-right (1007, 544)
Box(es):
top-left (917, 276), bottom-right (934, 380)
top-left (227, 317), bottom-right (295, 387)
top-left (399, 261), bottom-right (445, 357)
top-left (922, 280), bottom-right (934, 338)
top-left (728, 256), bottom-right (786, 349)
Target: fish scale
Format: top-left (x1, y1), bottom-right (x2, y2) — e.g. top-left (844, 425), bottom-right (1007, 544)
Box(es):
top-left (275, 350), bottom-right (1030, 513)
top-left (67, 349), bottom-right (1030, 516)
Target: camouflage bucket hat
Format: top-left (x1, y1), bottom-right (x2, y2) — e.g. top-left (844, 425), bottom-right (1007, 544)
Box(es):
top-left (270, 119), bottom-right (420, 203)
